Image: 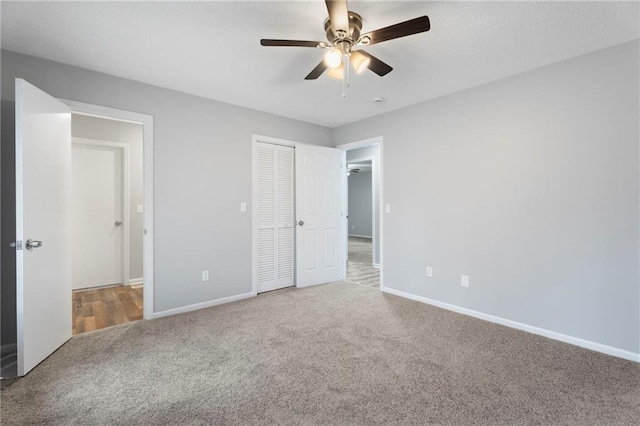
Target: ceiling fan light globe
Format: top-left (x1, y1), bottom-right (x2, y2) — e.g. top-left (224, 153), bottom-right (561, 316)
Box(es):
top-left (324, 49), bottom-right (343, 69)
top-left (355, 57), bottom-right (370, 73)
top-left (327, 64), bottom-right (345, 80)
top-left (350, 51), bottom-right (371, 74)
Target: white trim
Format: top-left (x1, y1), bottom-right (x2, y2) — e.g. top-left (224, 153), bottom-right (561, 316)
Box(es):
top-left (348, 234), bottom-right (372, 238)
top-left (373, 263), bottom-right (380, 269)
top-left (15, 80), bottom-right (25, 375)
top-left (72, 138), bottom-right (131, 289)
top-left (341, 150), bottom-right (348, 280)
top-left (61, 99), bottom-right (155, 320)
top-left (382, 286), bottom-right (640, 363)
top-left (129, 277), bottom-right (144, 286)
top-left (379, 141), bottom-right (384, 291)
top-left (70, 111), bottom-right (141, 126)
top-left (252, 137), bottom-right (259, 296)
top-left (338, 136), bottom-right (384, 291)
top-left (338, 137), bottom-right (382, 151)
top-left (153, 292), bottom-right (255, 319)
top-left (252, 134), bottom-right (302, 148)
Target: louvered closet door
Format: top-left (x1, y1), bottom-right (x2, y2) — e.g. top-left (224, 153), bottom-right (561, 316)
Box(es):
top-left (257, 142), bottom-right (294, 293)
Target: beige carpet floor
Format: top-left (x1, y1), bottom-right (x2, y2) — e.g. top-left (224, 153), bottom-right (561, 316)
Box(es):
top-left (1, 281), bottom-right (639, 425)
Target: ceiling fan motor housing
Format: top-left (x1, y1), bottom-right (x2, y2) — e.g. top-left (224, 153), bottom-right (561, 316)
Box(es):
top-left (324, 12), bottom-right (362, 52)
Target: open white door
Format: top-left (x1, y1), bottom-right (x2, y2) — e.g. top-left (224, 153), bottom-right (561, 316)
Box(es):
top-left (15, 79), bottom-right (72, 376)
top-left (295, 144), bottom-right (343, 287)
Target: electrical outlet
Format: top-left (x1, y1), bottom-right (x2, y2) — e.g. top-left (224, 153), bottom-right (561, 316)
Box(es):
top-left (202, 271), bottom-right (209, 282)
top-left (240, 202), bottom-right (247, 212)
top-left (426, 267), bottom-right (433, 278)
top-left (461, 274), bottom-right (469, 288)
top-left (385, 204), bottom-right (391, 213)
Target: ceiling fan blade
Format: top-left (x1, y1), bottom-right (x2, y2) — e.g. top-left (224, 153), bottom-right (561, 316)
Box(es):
top-left (305, 61), bottom-right (329, 80)
top-left (260, 39), bottom-right (324, 48)
top-left (359, 16), bottom-right (430, 46)
top-left (325, 0), bottom-right (350, 36)
top-left (356, 50), bottom-right (392, 76)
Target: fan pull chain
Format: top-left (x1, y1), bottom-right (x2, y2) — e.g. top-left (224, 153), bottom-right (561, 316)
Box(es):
top-left (341, 55), bottom-right (347, 98)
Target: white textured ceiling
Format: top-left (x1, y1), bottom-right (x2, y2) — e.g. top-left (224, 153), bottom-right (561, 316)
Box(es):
top-left (2, 1), bottom-right (638, 128)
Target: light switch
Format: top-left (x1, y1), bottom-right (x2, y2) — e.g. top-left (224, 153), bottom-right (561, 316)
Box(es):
top-left (240, 202), bottom-right (247, 212)
top-left (385, 204), bottom-right (391, 213)
top-left (461, 275), bottom-right (470, 288)
top-left (136, 204), bottom-right (143, 214)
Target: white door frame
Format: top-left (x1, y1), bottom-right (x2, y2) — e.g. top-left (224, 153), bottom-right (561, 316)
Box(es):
top-left (251, 135), bottom-right (302, 295)
top-left (337, 136), bottom-right (384, 290)
top-left (60, 99), bottom-right (155, 320)
top-left (71, 138), bottom-right (130, 289)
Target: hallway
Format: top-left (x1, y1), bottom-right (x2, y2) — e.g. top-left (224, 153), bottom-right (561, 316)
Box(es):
top-left (346, 236), bottom-right (379, 287)
top-left (72, 284), bottom-right (143, 335)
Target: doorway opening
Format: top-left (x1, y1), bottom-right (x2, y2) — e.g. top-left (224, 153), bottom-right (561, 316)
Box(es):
top-left (346, 159), bottom-right (379, 287)
top-left (70, 114), bottom-right (145, 334)
top-left (340, 139), bottom-right (383, 289)
top-left (71, 113), bottom-right (144, 335)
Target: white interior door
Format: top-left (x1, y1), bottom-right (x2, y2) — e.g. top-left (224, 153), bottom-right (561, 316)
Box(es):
top-left (256, 142), bottom-right (294, 293)
top-left (15, 78), bottom-right (72, 376)
top-left (295, 144), bottom-right (343, 287)
top-left (71, 142), bottom-right (124, 289)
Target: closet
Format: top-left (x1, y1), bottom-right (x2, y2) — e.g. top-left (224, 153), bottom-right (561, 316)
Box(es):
top-left (256, 142), bottom-right (295, 292)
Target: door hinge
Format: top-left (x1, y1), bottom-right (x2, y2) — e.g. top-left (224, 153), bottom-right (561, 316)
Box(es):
top-left (10, 241), bottom-right (23, 250)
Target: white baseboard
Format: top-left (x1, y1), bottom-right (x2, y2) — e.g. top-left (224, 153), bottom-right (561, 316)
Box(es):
top-left (348, 234), bottom-right (372, 239)
top-left (1, 343), bottom-right (16, 356)
top-left (382, 287), bottom-right (640, 363)
top-left (153, 292), bottom-right (255, 319)
top-left (128, 277), bottom-right (144, 286)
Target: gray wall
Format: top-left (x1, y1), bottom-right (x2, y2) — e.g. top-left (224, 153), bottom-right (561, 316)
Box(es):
top-left (1, 50), bottom-right (332, 349)
top-left (348, 170), bottom-right (372, 238)
top-left (333, 40), bottom-right (640, 354)
top-left (347, 146), bottom-right (381, 265)
top-left (72, 114), bottom-right (144, 280)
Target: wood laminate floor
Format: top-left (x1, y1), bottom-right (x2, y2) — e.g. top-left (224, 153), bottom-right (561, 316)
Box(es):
top-left (72, 285), bottom-right (143, 335)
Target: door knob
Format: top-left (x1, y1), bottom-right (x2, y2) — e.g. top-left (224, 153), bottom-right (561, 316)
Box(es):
top-left (115, 221), bottom-right (122, 227)
top-left (298, 220), bottom-right (304, 226)
top-left (26, 239), bottom-right (43, 250)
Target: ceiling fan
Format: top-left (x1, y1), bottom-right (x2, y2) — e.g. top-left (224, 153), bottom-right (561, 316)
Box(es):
top-left (260, 0), bottom-right (431, 81)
